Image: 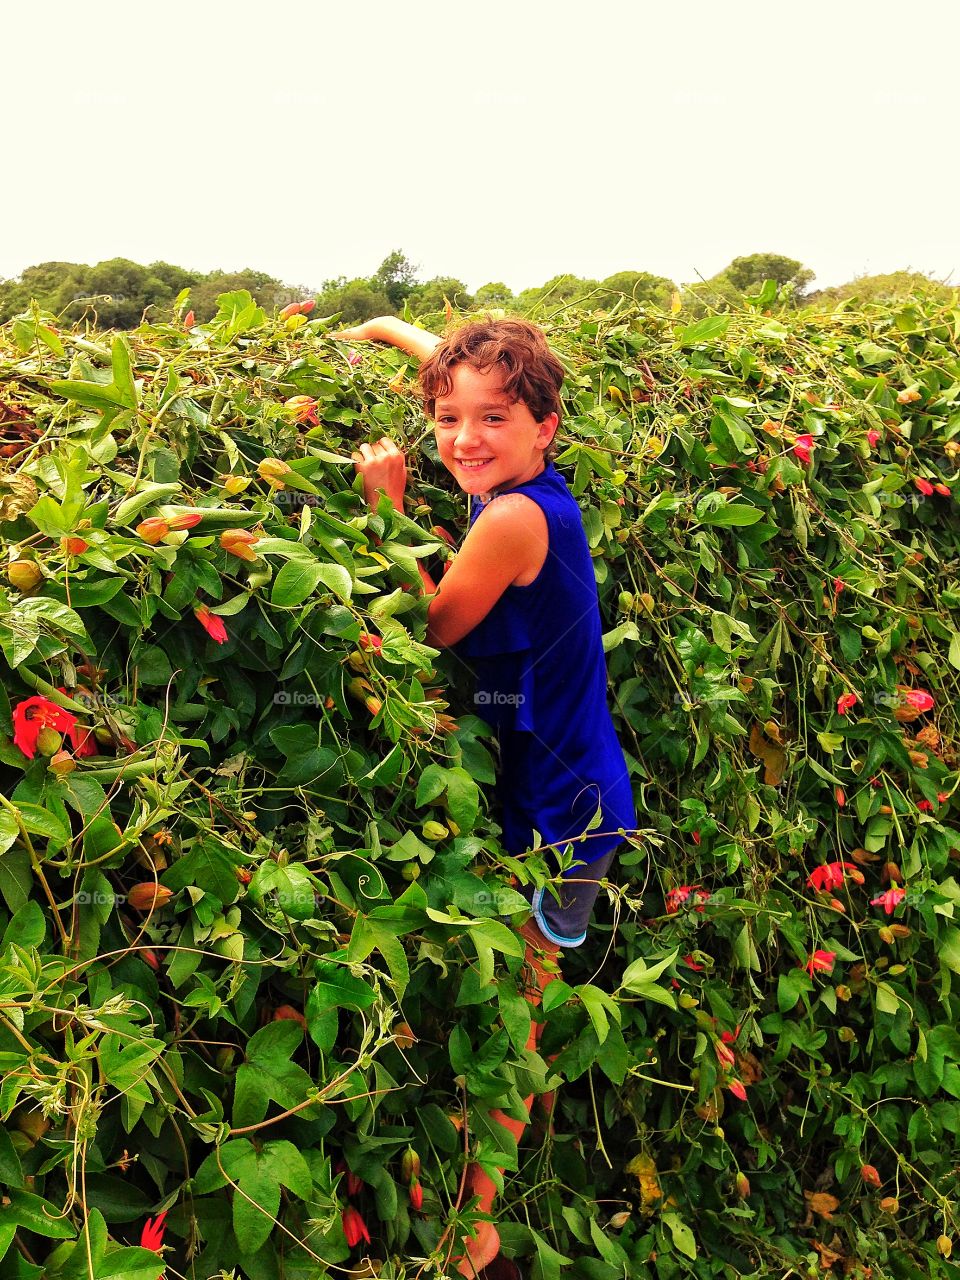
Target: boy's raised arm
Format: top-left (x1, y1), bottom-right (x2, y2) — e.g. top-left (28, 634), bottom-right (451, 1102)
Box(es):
top-left (332, 316), bottom-right (441, 361)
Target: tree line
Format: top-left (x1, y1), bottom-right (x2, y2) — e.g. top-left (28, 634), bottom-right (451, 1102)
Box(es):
top-left (0, 250), bottom-right (953, 330)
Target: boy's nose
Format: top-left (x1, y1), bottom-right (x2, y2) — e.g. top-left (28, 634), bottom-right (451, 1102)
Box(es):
top-left (455, 421), bottom-right (483, 449)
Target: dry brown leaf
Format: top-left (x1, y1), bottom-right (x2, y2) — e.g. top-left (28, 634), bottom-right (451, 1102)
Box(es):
top-left (850, 847), bottom-right (881, 865)
top-left (805, 1190), bottom-right (840, 1220)
top-left (750, 723), bottom-right (787, 786)
top-left (812, 1237), bottom-right (845, 1268)
top-left (736, 1050), bottom-right (763, 1085)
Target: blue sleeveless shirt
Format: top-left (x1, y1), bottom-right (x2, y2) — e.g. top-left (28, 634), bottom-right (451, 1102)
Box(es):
top-left (454, 461), bottom-right (636, 866)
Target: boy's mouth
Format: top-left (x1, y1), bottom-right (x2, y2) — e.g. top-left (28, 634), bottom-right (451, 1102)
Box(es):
top-left (457, 458), bottom-right (493, 470)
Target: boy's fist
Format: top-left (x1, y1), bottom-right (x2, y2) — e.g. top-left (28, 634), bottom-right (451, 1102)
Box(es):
top-left (352, 436), bottom-right (407, 511)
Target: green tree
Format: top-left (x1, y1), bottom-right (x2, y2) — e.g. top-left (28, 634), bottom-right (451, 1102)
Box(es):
top-left (372, 250), bottom-right (420, 310)
top-left (314, 278), bottom-right (394, 324)
top-left (407, 277), bottom-right (473, 315)
top-left (473, 281), bottom-right (515, 307)
top-left (807, 270), bottom-right (956, 308)
top-left (723, 253), bottom-right (813, 296)
top-left (515, 273), bottom-right (600, 312)
top-left (594, 271), bottom-right (675, 309)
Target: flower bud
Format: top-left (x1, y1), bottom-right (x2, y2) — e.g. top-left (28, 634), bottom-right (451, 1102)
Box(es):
top-left (279, 302), bottom-right (302, 320)
top-left (735, 1173), bottom-right (751, 1199)
top-left (168, 512), bottom-right (204, 531)
top-left (618, 591), bottom-right (635, 612)
top-left (273, 1005), bottom-right (307, 1027)
top-left (183, 310), bottom-right (195, 329)
top-left (220, 529), bottom-right (260, 561)
top-left (408, 1177), bottom-right (423, 1211)
top-left (127, 883), bottom-right (174, 913)
top-left (258, 457), bottom-right (293, 486)
top-left (860, 1164), bottom-right (882, 1188)
top-left (879, 1196), bottom-right (899, 1215)
top-left (221, 474), bottom-right (251, 495)
top-left (48, 750), bottom-right (76, 776)
top-left (7, 560), bottom-right (42, 591)
top-left (421, 820), bottom-right (448, 842)
top-left (300, 299), bottom-right (316, 314)
top-left (36, 727), bottom-right (63, 757)
top-left (889, 924), bottom-right (911, 939)
top-left (834, 985), bottom-right (852, 1002)
top-left (61, 537), bottom-right (89, 556)
top-left (878, 926), bottom-right (894, 944)
top-left (937, 1236), bottom-right (953, 1259)
top-left (401, 1147), bottom-right (421, 1184)
top-left (364, 695), bottom-right (383, 717)
top-left (137, 517), bottom-right (171, 544)
top-left (392, 1021), bottom-right (416, 1049)
top-left (838, 1026), bottom-right (856, 1042)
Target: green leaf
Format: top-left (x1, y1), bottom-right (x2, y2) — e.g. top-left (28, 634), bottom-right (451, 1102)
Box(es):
top-left (96, 1248), bottom-right (167, 1280)
top-left (678, 316), bottom-right (730, 345)
top-left (662, 1210), bottom-right (698, 1260)
top-left (697, 504), bottom-right (764, 528)
top-left (271, 558), bottom-right (352, 606)
top-left (110, 336), bottom-right (138, 409)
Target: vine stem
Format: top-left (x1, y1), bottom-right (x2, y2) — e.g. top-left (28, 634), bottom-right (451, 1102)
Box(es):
top-left (0, 792), bottom-right (69, 948)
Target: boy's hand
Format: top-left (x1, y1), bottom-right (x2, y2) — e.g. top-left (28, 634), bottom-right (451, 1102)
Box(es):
top-left (331, 319), bottom-right (386, 343)
top-left (352, 437), bottom-right (407, 511)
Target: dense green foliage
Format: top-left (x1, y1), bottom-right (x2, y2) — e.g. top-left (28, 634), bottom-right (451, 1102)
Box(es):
top-left (1, 284), bottom-right (960, 1279)
top-left (11, 251), bottom-right (951, 331)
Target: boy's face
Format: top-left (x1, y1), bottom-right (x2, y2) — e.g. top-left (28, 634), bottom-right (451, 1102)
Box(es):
top-left (432, 364), bottom-right (558, 498)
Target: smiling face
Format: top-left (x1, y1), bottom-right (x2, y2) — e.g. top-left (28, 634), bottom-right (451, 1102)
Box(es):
top-left (432, 364), bottom-right (559, 498)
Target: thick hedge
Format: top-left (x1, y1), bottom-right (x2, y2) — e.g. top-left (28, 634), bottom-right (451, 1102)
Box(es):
top-left (1, 285), bottom-right (959, 1280)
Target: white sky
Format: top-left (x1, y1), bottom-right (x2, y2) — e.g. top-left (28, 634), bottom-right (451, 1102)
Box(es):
top-left (4, 0), bottom-right (957, 294)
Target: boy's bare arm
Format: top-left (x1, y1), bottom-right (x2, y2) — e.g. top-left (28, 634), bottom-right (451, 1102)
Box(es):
top-left (332, 316), bottom-right (441, 361)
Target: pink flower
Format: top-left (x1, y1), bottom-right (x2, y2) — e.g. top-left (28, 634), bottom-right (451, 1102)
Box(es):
top-left (866, 429), bottom-right (881, 448)
top-left (914, 477), bottom-right (934, 496)
top-left (807, 861), bottom-right (862, 893)
top-left (806, 949), bottom-right (836, 976)
top-left (902, 689), bottom-right (934, 713)
top-left (836, 692), bottom-right (859, 716)
top-left (194, 605), bottom-right (228, 645)
top-left (347, 350), bottom-right (362, 367)
top-left (871, 886), bottom-right (906, 915)
top-left (792, 434), bottom-right (815, 464)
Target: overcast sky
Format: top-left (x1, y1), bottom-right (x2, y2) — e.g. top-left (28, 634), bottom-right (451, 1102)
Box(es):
top-left (4, 0), bottom-right (957, 294)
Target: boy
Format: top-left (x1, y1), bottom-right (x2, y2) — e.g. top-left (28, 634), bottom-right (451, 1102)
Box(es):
top-left (340, 315), bottom-right (636, 1277)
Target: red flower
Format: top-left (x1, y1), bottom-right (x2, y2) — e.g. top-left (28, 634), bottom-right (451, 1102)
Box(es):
top-left (183, 310), bottom-right (195, 329)
top-left (807, 861), bottom-right (862, 893)
top-left (871, 886), bottom-right (906, 915)
top-left (861, 1164), bottom-right (882, 1189)
top-left (866, 429), bottom-right (881, 447)
top-left (792, 434), bottom-right (815, 464)
top-left (300, 299), bottom-right (316, 315)
top-left (345, 1169), bottom-right (363, 1197)
top-left (342, 1205), bottom-right (370, 1247)
top-left (715, 1040), bottom-right (736, 1069)
top-left (359, 633), bottom-right (382, 655)
top-left (140, 1210), bottom-right (167, 1253)
top-left (285, 395), bottom-right (320, 426)
top-left (870, 775), bottom-right (883, 788)
top-left (666, 885), bottom-right (709, 914)
top-left (917, 799), bottom-right (933, 812)
top-left (194, 606), bottom-right (228, 645)
top-left (937, 792), bottom-right (950, 803)
top-left (835, 786), bottom-right (846, 808)
top-left (914, 477), bottom-right (934, 496)
top-left (933, 483), bottom-right (951, 497)
top-left (347, 350), bottom-right (362, 367)
top-left (12, 696), bottom-right (79, 760)
top-left (409, 1177), bottom-right (423, 1211)
top-left (682, 954), bottom-right (704, 971)
top-left (902, 689), bottom-right (934, 713)
top-left (691, 830), bottom-right (701, 845)
top-left (806, 949), bottom-right (836, 976)
top-left (836, 692), bottom-right (859, 716)
top-left (727, 1079), bottom-right (747, 1101)
top-left (137, 517), bottom-right (171, 544)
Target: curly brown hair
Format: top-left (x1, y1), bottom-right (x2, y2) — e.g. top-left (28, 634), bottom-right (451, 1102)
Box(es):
top-left (418, 318), bottom-right (565, 463)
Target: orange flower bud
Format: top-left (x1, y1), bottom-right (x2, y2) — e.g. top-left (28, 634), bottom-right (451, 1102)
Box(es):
top-left (365, 695), bottom-right (383, 717)
top-left (401, 1147), bottom-right (421, 1184)
top-left (861, 1164), bottom-right (882, 1188)
top-left (127, 883), bottom-right (174, 913)
top-left (61, 537), bottom-right (89, 556)
top-left (408, 1177), bottom-right (423, 1211)
top-left (279, 302), bottom-right (302, 320)
top-left (168, 512), bottom-right (203, 531)
top-left (879, 1196), bottom-right (899, 1215)
top-left (273, 1005), bottom-right (307, 1027)
top-left (258, 457), bottom-right (293, 486)
top-left (735, 1173), bottom-right (751, 1199)
top-left (136, 517), bottom-right (171, 544)
top-left (183, 310), bottom-right (195, 328)
top-left (48, 749), bottom-right (77, 775)
top-left (7, 560), bottom-right (43, 591)
top-left (220, 529), bottom-right (260, 561)
top-left (392, 1021), bottom-right (416, 1049)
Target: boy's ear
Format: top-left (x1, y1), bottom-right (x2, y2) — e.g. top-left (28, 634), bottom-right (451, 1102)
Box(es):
top-left (537, 412), bottom-right (559, 446)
